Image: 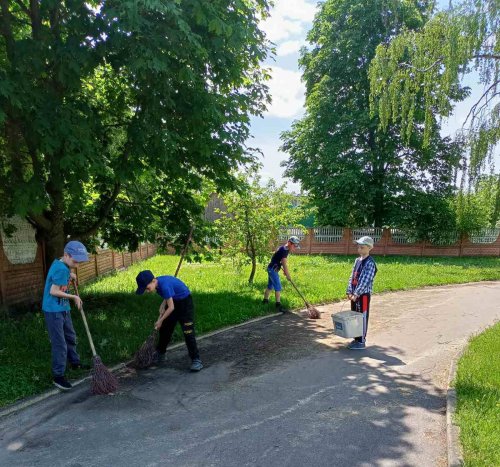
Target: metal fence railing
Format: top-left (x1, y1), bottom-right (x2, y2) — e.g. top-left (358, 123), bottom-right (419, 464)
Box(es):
top-left (278, 227), bottom-right (307, 242)
top-left (469, 228), bottom-right (500, 244)
top-left (313, 226), bottom-right (344, 243)
top-left (352, 227), bottom-right (383, 243)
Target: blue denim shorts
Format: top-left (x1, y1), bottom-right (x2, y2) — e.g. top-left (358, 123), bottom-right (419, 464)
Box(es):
top-left (267, 268), bottom-right (282, 292)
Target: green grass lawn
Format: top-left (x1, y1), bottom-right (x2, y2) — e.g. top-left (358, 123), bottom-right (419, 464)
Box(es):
top-left (1, 254), bottom-right (499, 408)
top-left (455, 321), bottom-right (500, 467)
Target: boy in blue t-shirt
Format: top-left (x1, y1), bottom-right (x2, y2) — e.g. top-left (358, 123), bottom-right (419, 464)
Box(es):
top-left (136, 270), bottom-right (203, 371)
top-left (346, 236), bottom-right (378, 350)
top-left (263, 236), bottom-right (300, 312)
top-left (42, 241), bottom-right (90, 390)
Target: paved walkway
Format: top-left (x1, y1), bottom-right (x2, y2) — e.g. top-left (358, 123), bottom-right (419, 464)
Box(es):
top-left (1, 282), bottom-right (499, 467)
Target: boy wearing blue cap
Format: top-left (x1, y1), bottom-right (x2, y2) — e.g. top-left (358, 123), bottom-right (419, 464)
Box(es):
top-left (136, 271), bottom-right (203, 372)
top-left (42, 241), bottom-right (90, 390)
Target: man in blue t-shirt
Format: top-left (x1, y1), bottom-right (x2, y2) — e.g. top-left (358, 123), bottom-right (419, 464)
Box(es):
top-left (136, 270), bottom-right (203, 371)
top-left (263, 236), bottom-right (300, 312)
top-left (42, 241), bottom-right (90, 391)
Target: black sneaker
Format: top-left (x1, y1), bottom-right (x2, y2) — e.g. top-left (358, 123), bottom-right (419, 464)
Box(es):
top-left (53, 376), bottom-right (72, 391)
top-left (70, 362), bottom-right (91, 370)
top-left (262, 298), bottom-right (269, 304)
top-left (276, 303), bottom-right (288, 313)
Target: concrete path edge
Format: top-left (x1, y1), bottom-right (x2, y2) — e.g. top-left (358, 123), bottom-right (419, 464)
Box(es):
top-left (0, 311), bottom-right (282, 420)
top-left (447, 348), bottom-right (465, 467)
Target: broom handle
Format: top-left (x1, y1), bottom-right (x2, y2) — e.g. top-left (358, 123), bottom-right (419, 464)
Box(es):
top-left (72, 280), bottom-right (97, 357)
top-left (174, 225), bottom-right (194, 278)
top-left (289, 279), bottom-right (310, 307)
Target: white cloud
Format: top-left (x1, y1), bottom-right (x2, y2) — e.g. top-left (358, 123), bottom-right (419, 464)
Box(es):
top-left (275, 0), bottom-right (317, 23)
top-left (265, 66), bottom-right (306, 119)
top-left (261, 0), bottom-right (318, 44)
top-left (277, 40), bottom-right (303, 57)
top-left (261, 15), bottom-right (303, 43)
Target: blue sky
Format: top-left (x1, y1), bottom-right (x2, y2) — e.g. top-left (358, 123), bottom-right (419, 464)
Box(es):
top-left (250, 0), bottom-right (499, 192)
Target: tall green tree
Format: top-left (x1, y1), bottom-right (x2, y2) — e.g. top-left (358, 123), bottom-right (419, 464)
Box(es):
top-left (215, 172), bottom-right (307, 284)
top-left (454, 174), bottom-right (500, 233)
top-left (369, 0), bottom-right (499, 183)
top-left (0, 0), bottom-right (271, 263)
top-left (281, 0), bottom-right (461, 229)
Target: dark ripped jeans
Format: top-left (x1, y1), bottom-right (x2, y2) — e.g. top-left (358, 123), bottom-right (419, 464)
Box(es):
top-left (157, 295), bottom-right (200, 361)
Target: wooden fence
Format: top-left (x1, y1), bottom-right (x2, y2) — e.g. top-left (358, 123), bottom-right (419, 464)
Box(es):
top-left (0, 240), bottom-right (157, 308)
top-left (2, 222), bottom-right (499, 309)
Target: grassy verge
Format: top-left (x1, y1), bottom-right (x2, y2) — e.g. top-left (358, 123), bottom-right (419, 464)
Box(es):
top-left (1, 254), bottom-right (499, 407)
top-left (455, 321), bottom-right (500, 467)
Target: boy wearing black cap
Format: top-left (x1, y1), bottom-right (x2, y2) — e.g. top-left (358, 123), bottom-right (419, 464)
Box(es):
top-left (263, 235), bottom-right (301, 312)
top-left (42, 241), bottom-right (91, 390)
top-left (135, 271), bottom-right (203, 371)
top-left (346, 236), bottom-right (378, 350)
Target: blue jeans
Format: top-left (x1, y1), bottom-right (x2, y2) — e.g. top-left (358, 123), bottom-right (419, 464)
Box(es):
top-left (44, 311), bottom-right (81, 377)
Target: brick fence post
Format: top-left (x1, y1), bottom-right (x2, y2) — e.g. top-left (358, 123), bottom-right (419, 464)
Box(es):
top-left (344, 228), bottom-right (351, 254)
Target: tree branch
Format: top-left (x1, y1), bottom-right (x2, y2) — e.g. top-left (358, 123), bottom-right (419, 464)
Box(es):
top-left (13, 0), bottom-right (29, 16)
top-left (472, 54), bottom-right (500, 61)
top-left (400, 58), bottom-right (443, 73)
top-left (464, 80), bottom-right (500, 126)
top-left (29, 0), bottom-right (41, 40)
top-left (27, 211), bottom-right (53, 231)
top-left (78, 181), bottom-right (122, 238)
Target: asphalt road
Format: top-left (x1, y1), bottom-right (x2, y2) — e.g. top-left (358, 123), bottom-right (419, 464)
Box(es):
top-left (1, 282), bottom-right (499, 467)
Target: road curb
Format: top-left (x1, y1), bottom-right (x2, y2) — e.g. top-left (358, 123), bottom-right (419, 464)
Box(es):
top-left (0, 311), bottom-right (282, 420)
top-left (447, 348), bottom-right (465, 467)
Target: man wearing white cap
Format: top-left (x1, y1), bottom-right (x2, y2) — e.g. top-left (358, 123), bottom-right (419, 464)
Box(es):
top-left (346, 236), bottom-right (378, 349)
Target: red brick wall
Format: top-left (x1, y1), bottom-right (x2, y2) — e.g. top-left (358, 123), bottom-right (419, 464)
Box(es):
top-left (290, 228), bottom-right (500, 257)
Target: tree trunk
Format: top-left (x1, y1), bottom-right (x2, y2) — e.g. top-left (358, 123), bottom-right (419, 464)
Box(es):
top-left (42, 181), bottom-right (66, 268)
top-left (43, 227), bottom-right (66, 269)
top-left (248, 255), bottom-right (257, 284)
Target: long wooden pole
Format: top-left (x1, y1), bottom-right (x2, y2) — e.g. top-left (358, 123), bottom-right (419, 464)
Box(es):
top-left (174, 225), bottom-right (194, 277)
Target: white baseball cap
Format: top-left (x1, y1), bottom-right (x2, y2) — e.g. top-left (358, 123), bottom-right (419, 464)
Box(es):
top-left (288, 236), bottom-right (301, 248)
top-left (355, 236), bottom-right (374, 248)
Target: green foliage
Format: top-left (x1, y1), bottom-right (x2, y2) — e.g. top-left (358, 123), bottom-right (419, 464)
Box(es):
top-left (454, 174), bottom-right (500, 233)
top-left (215, 171), bottom-right (308, 283)
top-left (393, 190), bottom-right (458, 243)
top-left (0, 0), bottom-right (272, 260)
top-left (1, 253), bottom-right (499, 407)
top-left (455, 321), bottom-right (500, 467)
top-left (369, 0), bottom-right (499, 182)
top-left (281, 0), bottom-right (461, 229)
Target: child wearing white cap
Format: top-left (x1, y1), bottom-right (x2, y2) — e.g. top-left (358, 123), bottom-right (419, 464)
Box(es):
top-left (346, 236), bottom-right (378, 349)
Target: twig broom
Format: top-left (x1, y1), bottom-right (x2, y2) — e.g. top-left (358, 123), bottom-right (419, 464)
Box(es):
top-left (289, 279), bottom-right (321, 319)
top-left (73, 280), bottom-right (119, 394)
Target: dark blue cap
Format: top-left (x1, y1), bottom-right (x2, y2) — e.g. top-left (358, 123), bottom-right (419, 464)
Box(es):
top-left (64, 241), bottom-right (89, 262)
top-left (136, 270), bottom-right (155, 295)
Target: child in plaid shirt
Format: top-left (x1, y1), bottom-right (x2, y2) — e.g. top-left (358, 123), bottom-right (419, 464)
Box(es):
top-left (346, 236), bottom-right (378, 349)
